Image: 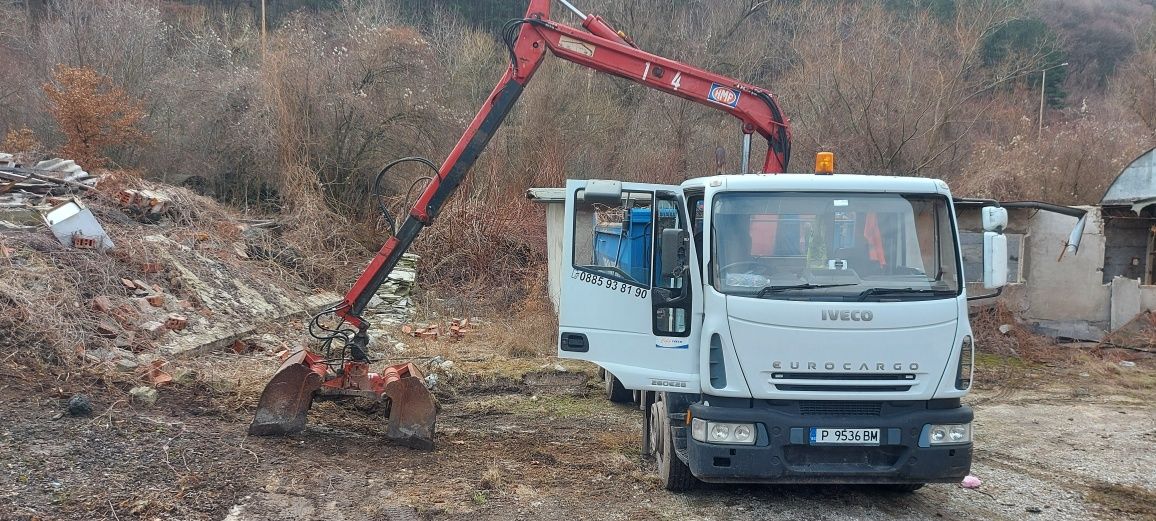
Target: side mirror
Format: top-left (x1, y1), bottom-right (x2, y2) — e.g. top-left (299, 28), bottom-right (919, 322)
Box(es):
top-left (982, 206), bottom-right (1007, 232)
top-left (580, 180), bottom-right (623, 204)
top-left (983, 231), bottom-right (1008, 289)
top-left (660, 228), bottom-right (689, 277)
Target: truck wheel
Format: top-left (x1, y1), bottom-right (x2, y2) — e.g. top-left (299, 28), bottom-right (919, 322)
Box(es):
top-left (604, 372), bottom-right (633, 403)
top-left (651, 397), bottom-right (697, 491)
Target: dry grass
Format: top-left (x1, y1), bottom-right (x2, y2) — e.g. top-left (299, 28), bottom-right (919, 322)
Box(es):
top-left (970, 300), bottom-right (1156, 395)
top-left (971, 301), bottom-right (1056, 360)
top-left (478, 466), bottom-right (503, 490)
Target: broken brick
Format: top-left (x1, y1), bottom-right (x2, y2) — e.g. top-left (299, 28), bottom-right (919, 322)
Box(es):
top-left (91, 296), bottom-right (113, 313)
top-left (140, 262), bottom-right (161, 274)
top-left (72, 234), bottom-right (98, 249)
top-left (121, 278), bottom-right (136, 289)
top-left (165, 313), bottom-right (187, 332)
top-left (145, 294), bottom-right (165, 307)
top-left (116, 189), bottom-right (140, 207)
top-left (141, 359), bottom-right (172, 386)
top-left (230, 339), bottom-right (249, 354)
top-left (110, 305), bottom-right (137, 326)
top-left (132, 279), bottom-right (150, 291)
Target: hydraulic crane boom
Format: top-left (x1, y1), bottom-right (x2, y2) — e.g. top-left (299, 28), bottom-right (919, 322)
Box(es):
top-left (248, 0), bottom-right (793, 449)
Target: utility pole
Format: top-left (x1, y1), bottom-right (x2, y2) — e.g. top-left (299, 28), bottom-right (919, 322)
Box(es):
top-left (1038, 62), bottom-right (1068, 140)
top-left (260, 0), bottom-right (267, 60)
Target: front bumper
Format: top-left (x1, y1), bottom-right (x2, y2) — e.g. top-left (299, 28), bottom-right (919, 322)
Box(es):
top-left (684, 400), bottom-right (972, 484)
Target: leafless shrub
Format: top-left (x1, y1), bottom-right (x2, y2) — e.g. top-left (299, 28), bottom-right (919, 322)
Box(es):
top-left (953, 102), bottom-right (1152, 203)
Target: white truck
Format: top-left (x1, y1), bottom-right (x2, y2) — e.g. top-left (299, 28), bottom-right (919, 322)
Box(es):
top-left (557, 171), bottom-right (1021, 491)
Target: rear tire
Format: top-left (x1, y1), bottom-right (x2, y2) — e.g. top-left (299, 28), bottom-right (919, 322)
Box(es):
top-left (652, 397), bottom-right (697, 491)
top-left (604, 372), bottom-right (633, 403)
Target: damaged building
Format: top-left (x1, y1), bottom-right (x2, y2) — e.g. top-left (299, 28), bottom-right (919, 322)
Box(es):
top-left (959, 146), bottom-right (1156, 340)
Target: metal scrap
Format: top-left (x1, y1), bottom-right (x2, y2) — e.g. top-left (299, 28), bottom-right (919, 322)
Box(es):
top-left (42, 198), bottom-right (114, 250)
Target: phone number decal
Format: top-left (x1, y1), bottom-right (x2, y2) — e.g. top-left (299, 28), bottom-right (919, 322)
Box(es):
top-left (572, 270), bottom-right (648, 299)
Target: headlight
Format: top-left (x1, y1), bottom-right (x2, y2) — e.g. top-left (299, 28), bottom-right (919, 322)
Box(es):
top-left (928, 423), bottom-right (971, 445)
top-left (956, 335), bottom-right (974, 390)
top-left (690, 418), bottom-right (756, 445)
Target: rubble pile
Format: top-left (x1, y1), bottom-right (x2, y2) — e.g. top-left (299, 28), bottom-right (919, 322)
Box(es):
top-left (0, 152), bottom-right (343, 377)
top-left (364, 253), bottom-right (419, 326)
top-left (1, 154), bottom-right (99, 231)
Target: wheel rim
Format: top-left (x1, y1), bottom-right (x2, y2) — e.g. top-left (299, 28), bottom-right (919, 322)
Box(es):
top-left (650, 400), bottom-right (665, 464)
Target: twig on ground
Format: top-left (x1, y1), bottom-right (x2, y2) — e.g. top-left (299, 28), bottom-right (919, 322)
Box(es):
top-left (89, 398), bottom-right (125, 430)
top-left (239, 440), bottom-right (259, 464)
top-left (108, 498), bottom-right (121, 521)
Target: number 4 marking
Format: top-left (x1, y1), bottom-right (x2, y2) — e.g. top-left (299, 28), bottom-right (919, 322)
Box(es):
top-left (671, 71), bottom-right (682, 90)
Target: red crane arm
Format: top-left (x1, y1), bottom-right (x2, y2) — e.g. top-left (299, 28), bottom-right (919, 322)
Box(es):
top-left (513, 0), bottom-right (792, 174)
top-left (333, 0), bottom-right (791, 344)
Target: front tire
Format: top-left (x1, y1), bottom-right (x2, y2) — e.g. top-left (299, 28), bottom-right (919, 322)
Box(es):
top-left (604, 371), bottom-right (633, 403)
top-left (651, 396), bottom-right (697, 491)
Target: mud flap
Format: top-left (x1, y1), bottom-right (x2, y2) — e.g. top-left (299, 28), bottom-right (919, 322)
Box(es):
top-left (384, 376), bottom-right (437, 450)
top-left (248, 350), bottom-right (323, 436)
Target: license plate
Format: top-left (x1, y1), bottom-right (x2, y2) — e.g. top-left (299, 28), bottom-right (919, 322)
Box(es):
top-left (810, 427), bottom-right (880, 445)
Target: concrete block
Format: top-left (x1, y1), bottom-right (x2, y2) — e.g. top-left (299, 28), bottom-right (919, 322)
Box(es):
top-left (116, 357), bottom-right (139, 372)
top-left (1110, 276), bottom-right (1142, 331)
top-left (140, 320), bottom-right (167, 337)
top-left (131, 298), bottom-right (153, 314)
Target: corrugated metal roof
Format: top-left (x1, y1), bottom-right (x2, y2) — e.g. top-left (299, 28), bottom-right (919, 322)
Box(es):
top-left (1102, 147), bottom-right (1156, 209)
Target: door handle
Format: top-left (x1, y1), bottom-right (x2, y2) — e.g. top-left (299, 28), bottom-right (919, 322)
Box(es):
top-left (560, 332), bottom-right (589, 352)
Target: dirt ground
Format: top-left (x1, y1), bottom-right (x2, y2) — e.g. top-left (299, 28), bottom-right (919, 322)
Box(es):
top-left (1, 338), bottom-right (1153, 521)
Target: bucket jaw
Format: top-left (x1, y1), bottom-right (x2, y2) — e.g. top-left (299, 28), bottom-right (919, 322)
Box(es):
top-left (248, 349), bottom-right (324, 436)
top-left (383, 366), bottom-right (437, 450)
top-left (248, 352), bottom-right (437, 450)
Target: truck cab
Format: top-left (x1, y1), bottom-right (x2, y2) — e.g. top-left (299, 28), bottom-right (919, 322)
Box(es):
top-left (558, 173), bottom-right (1008, 490)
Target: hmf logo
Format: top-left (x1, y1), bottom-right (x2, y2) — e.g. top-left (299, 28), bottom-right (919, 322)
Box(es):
top-left (707, 83), bottom-right (740, 107)
top-left (822, 309), bottom-right (874, 321)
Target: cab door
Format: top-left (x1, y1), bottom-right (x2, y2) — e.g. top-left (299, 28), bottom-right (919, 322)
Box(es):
top-left (557, 179), bottom-right (701, 393)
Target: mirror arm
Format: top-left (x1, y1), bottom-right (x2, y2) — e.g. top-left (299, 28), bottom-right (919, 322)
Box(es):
top-left (653, 283), bottom-right (690, 307)
top-left (966, 286), bottom-right (1003, 302)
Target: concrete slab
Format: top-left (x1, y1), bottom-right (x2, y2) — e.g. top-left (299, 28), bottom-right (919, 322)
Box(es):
top-left (160, 292), bottom-right (340, 357)
top-left (1110, 276), bottom-right (1142, 331)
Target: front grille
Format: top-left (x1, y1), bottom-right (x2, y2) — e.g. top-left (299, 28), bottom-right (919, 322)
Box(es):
top-left (799, 400), bottom-right (883, 416)
top-left (771, 373), bottom-right (915, 381)
top-left (783, 445), bottom-right (903, 467)
top-left (776, 384), bottom-right (912, 392)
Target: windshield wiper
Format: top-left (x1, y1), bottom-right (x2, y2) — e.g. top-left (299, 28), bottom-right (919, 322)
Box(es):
top-left (856, 287), bottom-right (956, 301)
top-left (757, 283), bottom-right (858, 298)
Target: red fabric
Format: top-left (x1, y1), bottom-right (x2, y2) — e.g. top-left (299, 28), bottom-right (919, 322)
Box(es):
top-left (864, 213), bottom-right (887, 266)
top-left (749, 215), bottom-right (778, 256)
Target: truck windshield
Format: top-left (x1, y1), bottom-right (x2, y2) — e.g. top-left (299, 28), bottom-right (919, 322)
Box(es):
top-left (711, 192), bottom-right (961, 301)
